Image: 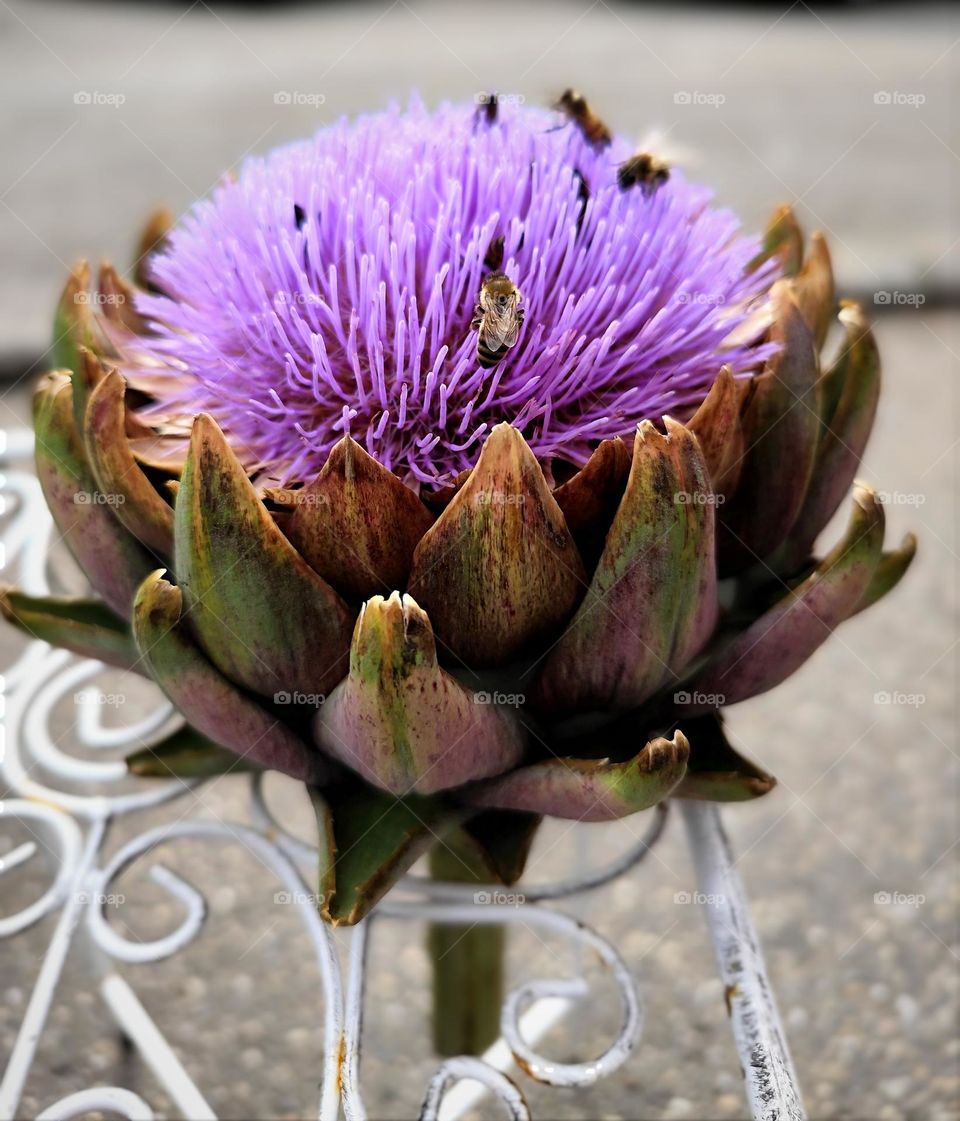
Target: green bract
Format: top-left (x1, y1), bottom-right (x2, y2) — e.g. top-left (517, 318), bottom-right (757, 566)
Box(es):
top-left (1, 206), bottom-right (915, 924)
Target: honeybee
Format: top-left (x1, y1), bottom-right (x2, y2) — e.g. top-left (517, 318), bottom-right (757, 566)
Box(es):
top-left (471, 272), bottom-right (524, 368)
top-left (293, 203), bottom-right (315, 271)
top-left (572, 168), bottom-right (590, 235)
top-left (617, 152), bottom-right (671, 196)
top-left (483, 234), bottom-right (505, 272)
top-left (476, 92), bottom-right (498, 126)
top-left (554, 89), bottom-right (611, 149)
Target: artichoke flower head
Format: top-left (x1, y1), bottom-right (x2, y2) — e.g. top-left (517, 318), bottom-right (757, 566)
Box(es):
top-left (2, 96), bottom-right (915, 923)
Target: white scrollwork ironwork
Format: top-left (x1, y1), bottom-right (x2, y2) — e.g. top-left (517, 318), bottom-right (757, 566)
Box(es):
top-left (0, 428), bottom-right (805, 1120)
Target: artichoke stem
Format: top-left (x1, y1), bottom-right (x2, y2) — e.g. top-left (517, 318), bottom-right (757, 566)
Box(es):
top-left (428, 831), bottom-right (505, 1057)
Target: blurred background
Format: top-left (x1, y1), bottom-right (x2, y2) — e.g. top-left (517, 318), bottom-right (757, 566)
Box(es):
top-left (0, 1), bottom-right (957, 1118)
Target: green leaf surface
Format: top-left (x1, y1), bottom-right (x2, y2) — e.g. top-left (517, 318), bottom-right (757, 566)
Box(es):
top-left (126, 726), bottom-right (258, 778)
top-left (310, 782), bottom-right (457, 925)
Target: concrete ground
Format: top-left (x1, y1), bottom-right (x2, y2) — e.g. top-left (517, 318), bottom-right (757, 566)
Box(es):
top-left (0, 1), bottom-right (957, 1119)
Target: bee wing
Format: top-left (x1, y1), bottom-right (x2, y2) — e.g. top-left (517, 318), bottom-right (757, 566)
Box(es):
top-left (635, 128), bottom-right (698, 169)
top-left (499, 311), bottom-right (521, 350)
top-left (483, 302), bottom-right (521, 350)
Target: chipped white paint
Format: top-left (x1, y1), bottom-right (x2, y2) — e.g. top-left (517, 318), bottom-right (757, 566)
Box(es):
top-left (682, 801), bottom-right (807, 1121)
top-left (421, 1057), bottom-right (530, 1121)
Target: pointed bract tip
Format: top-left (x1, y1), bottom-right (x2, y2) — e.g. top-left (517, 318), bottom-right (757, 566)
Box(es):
top-left (636, 418), bottom-right (663, 446)
top-left (484, 421), bottom-right (525, 453)
top-left (662, 415), bottom-right (694, 441)
top-left (65, 259), bottom-right (91, 293)
top-left (192, 412), bottom-right (220, 438)
top-left (770, 276), bottom-right (801, 308)
top-left (838, 300), bottom-right (868, 328)
top-left (400, 591), bottom-right (426, 619)
top-left (330, 431), bottom-right (362, 458)
top-left (36, 369), bottom-right (71, 395)
top-left (637, 731), bottom-right (689, 773)
top-left (100, 366), bottom-right (127, 393)
top-left (749, 774), bottom-right (777, 796)
top-left (852, 480), bottom-right (878, 510)
top-left (357, 589), bottom-right (431, 646)
top-left (136, 567), bottom-right (174, 600)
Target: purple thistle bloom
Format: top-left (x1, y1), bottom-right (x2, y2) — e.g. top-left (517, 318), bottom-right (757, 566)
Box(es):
top-left (122, 97), bottom-right (780, 486)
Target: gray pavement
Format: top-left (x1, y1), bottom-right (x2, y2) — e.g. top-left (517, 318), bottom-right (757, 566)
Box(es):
top-left (0, 2), bottom-right (957, 1119)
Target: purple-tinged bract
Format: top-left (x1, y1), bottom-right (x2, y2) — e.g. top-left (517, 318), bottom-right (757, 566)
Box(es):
top-left (125, 98), bottom-right (777, 484)
top-left (2, 100), bottom-right (917, 930)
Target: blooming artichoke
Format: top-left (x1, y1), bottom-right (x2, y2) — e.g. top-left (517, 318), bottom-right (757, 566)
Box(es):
top-left (2, 96), bottom-right (914, 927)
